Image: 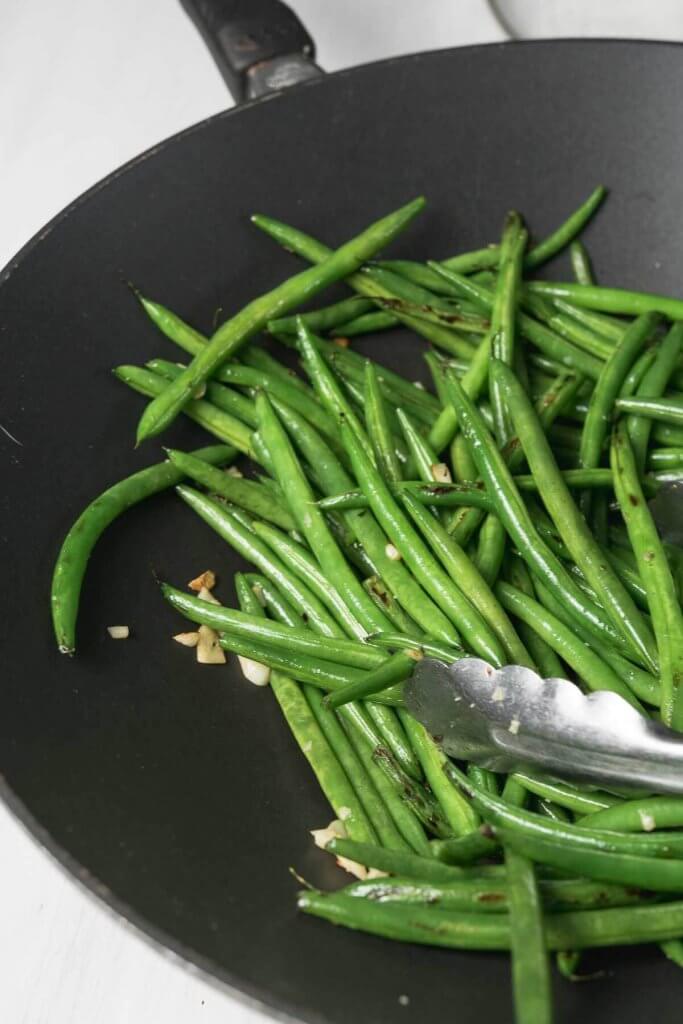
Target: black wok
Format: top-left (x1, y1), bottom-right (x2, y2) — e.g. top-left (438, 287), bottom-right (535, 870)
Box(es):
top-left (2, 2), bottom-right (683, 1021)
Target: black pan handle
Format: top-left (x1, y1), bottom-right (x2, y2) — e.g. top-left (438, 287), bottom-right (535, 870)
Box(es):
top-left (179, 0), bottom-right (322, 102)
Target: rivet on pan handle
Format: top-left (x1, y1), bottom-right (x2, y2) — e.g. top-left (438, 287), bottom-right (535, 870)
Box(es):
top-left (179, 0), bottom-right (322, 103)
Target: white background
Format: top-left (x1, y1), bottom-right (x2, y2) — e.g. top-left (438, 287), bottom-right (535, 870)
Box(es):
top-left (1, 2), bottom-right (676, 1022)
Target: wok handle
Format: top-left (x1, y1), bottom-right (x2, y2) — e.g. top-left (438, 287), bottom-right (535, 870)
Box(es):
top-left (179, 0), bottom-right (322, 102)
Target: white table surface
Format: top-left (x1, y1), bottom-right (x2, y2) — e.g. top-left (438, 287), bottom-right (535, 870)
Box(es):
top-left (0, 3), bottom-right (504, 1022)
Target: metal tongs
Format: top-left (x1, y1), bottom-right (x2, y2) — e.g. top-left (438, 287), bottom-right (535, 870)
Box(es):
top-left (405, 657), bottom-right (683, 795)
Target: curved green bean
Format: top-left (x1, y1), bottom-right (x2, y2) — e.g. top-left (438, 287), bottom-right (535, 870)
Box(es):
top-left (51, 443), bottom-right (235, 653)
top-left (136, 197), bottom-right (425, 443)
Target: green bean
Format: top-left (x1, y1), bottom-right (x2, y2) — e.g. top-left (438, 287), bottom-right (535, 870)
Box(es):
top-left (524, 293), bottom-right (614, 361)
top-left (579, 312), bottom-right (660, 520)
top-left (626, 324), bottom-right (683, 473)
top-left (298, 888), bottom-right (683, 950)
top-left (650, 448), bottom-right (683, 471)
top-left (134, 291), bottom-right (207, 357)
top-left (164, 448), bottom-right (295, 530)
top-left (256, 392), bottom-right (392, 633)
top-left (533, 577), bottom-right (661, 707)
top-left (362, 577), bottom-right (422, 637)
top-left (506, 847), bottom-right (552, 1024)
top-left (250, 522), bottom-right (366, 640)
top-left (320, 340), bottom-right (441, 420)
top-left (373, 295), bottom-right (489, 337)
top-left (579, 797), bottom-right (683, 832)
top-left (499, 828), bottom-right (683, 894)
top-left (398, 711), bottom-right (480, 836)
top-left (234, 571), bottom-right (267, 618)
top-left (317, 468), bottom-right (627, 512)
top-left (296, 322), bottom-right (374, 458)
top-left (326, 652), bottom-right (418, 708)
top-left (243, 573), bottom-right (303, 628)
top-left (661, 938), bottom-right (683, 966)
top-left (272, 397), bottom-right (458, 643)
top-left (375, 259), bottom-right (464, 294)
top-left (616, 394), bottom-right (683, 425)
top-left (492, 359), bottom-right (657, 669)
top-left (445, 371), bottom-right (642, 662)
top-left (611, 423), bottom-right (683, 727)
top-left (338, 705), bottom-right (429, 853)
top-left (147, 358), bottom-right (259, 428)
top-left (502, 561), bottom-right (564, 680)
top-left (511, 773), bottom-right (619, 816)
top-left (351, 265), bottom-right (477, 359)
top-left (50, 443), bottom-right (235, 654)
top-left (552, 298), bottom-right (626, 345)
top-left (346, 874), bottom-right (655, 913)
top-left (113, 365), bottom-right (257, 457)
top-left (473, 514), bottom-right (507, 587)
top-left (241, 345), bottom-right (314, 397)
top-left (270, 671), bottom-right (376, 843)
top-left (429, 264), bottom-right (604, 379)
top-left (427, 334), bottom-right (494, 453)
top-left (396, 409), bottom-right (441, 483)
top-left (528, 280), bottom-right (683, 320)
top-left (423, 350), bottom-right (452, 406)
top-left (436, 186), bottom-right (608, 276)
top-left (654, 422), bottom-right (683, 446)
top-left (305, 685), bottom-right (396, 847)
top-left (345, 875), bottom-right (508, 911)
top-left (450, 431), bottom-right (478, 483)
top-left (254, 210), bottom-right (482, 358)
top-left (217, 633), bottom-right (400, 702)
top-left (448, 765), bottom-right (683, 860)
top-left (161, 584), bottom-right (389, 669)
top-left (213, 362), bottom-right (341, 441)
top-left (401, 493), bottom-right (532, 666)
top-left (603, 548), bottom-right (652, 612)
top-left (495, 582), bottom-right (644, 708)
top-left (136, 197), bottom-right (425, 443)
top-left (176, 487), bottom-right (343, 637)
top-left (537, 799), bottom-right (573, 824)
top-left (366, 631), bottom-right (463, 663)
top-left (489, 212), bottom-right (527, 445)
top-left (364, 362), bottom-right (401, 482)
top-left (432, 830), bottom-right (500, 866)
top-left (269, 296), bottom-right (375, 335)
top-left (369, 744), bottom-right (453, 840)
top-left (332, 310), bottom-right (397, 337)
top-left (255, 555), bottom-right (418, 848)
top-left (365, 701), bottom-right (423, 783)
top-left (340, 422), bottom-right (509, 665)
top-left (326, 838), bottom-right (484, 882)
top-left (570, 240), bottom-right (595, 285)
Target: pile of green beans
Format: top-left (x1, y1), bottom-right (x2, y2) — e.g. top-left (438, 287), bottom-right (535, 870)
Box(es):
top-left (52, 190), bottom-right (683, 1024)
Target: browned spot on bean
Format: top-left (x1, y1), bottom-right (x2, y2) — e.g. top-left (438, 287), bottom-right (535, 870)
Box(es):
top-left (628, 494), bottom-right (639, 506)
top-left (477, 891), bottom-right (506, 903)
